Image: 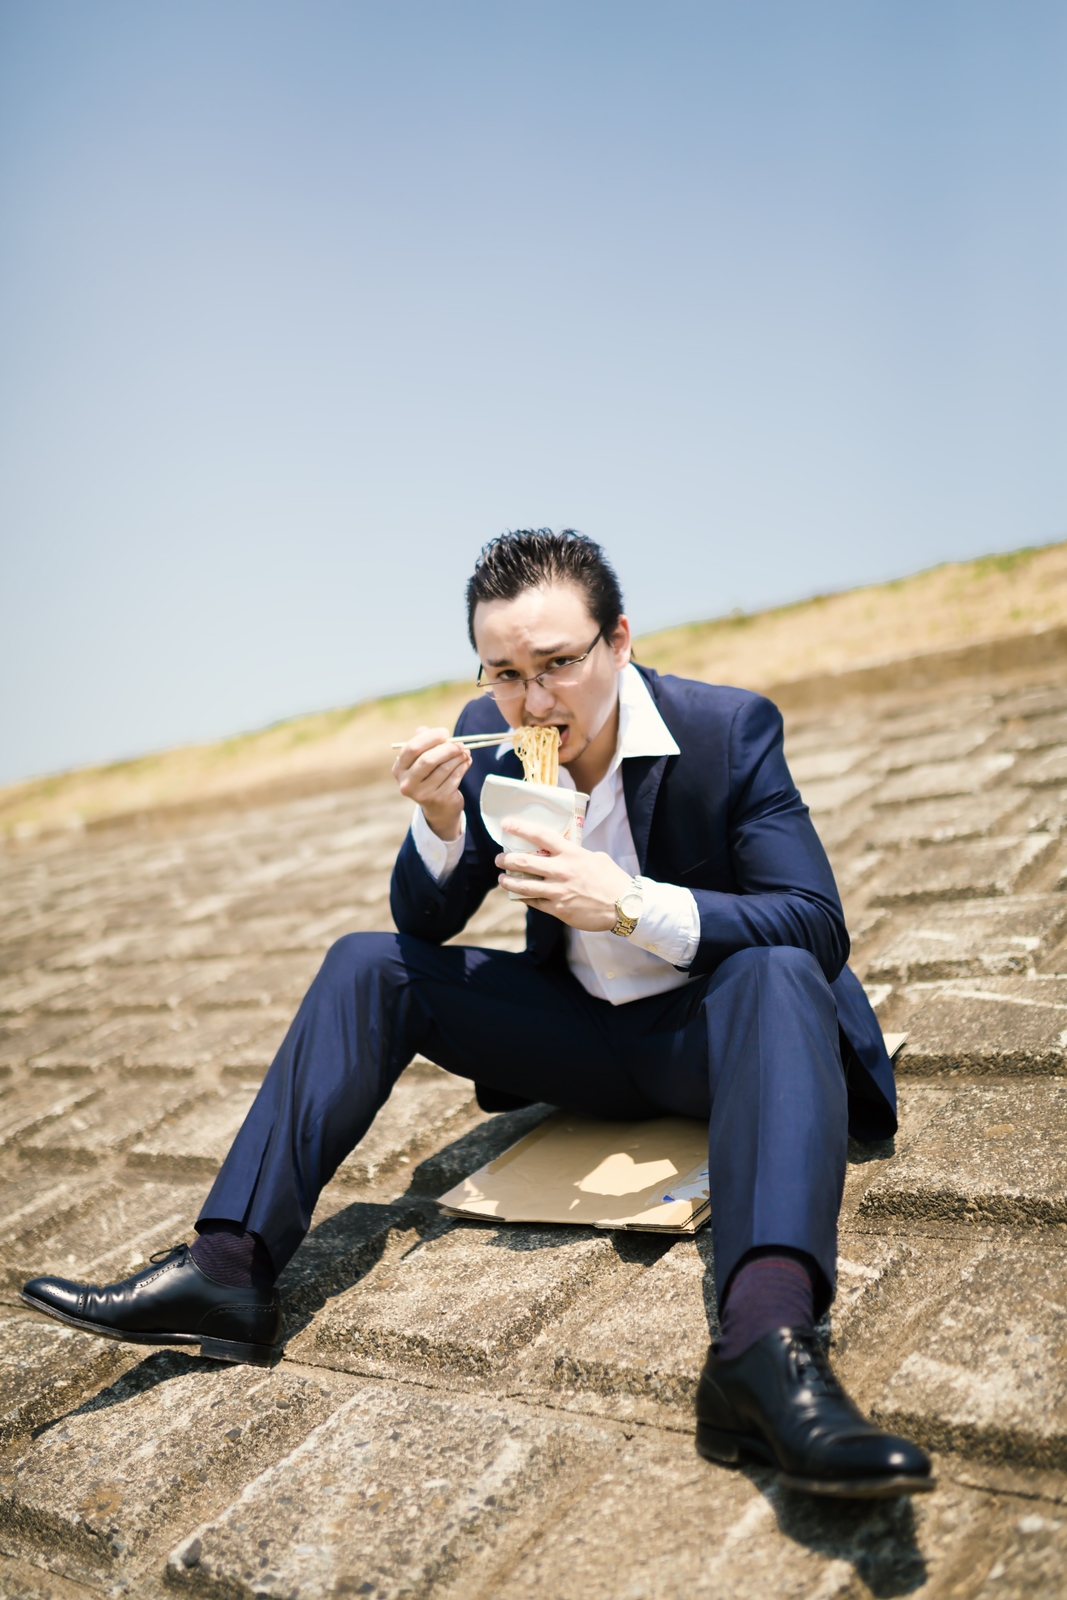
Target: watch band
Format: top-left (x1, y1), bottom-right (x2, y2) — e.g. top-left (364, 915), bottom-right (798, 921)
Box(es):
top-left (610, 876), bottom-right (643, 937)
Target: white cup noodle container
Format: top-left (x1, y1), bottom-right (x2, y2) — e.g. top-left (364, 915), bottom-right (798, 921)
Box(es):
top-left (480, 774), bottom-right (590, 901)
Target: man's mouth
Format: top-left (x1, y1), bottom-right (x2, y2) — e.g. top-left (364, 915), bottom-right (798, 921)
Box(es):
top-left (554, 723), bottom-right (570, 749)
top-left (524, 720), bottom-right (571, 750)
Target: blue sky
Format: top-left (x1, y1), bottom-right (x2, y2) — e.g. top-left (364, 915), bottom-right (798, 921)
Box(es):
top-left (2, 1), bottom-right (1065, 784)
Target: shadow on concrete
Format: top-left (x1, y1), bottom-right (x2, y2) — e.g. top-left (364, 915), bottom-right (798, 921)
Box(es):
top-left (403, 1100), bottom-right (553, 1196)
top-left (849, 1134), bottom-right (897, 1165)
top-left (33, 1347), bottom-right (219, 1435)
top-left (767, 1479), bottom-right (928, 1596)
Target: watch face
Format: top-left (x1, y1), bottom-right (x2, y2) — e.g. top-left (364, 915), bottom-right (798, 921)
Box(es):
top-left (619, 889), bottom-right (643, 920)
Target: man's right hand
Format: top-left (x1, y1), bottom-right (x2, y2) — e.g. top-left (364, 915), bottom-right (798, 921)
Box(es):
top-left (391, 726), bottom-right (472, 842)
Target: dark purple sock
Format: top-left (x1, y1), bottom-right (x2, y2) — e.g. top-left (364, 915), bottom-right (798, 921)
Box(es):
top-left (715, 1250), bottom-right (815, 1362)
top-left (191, 1221), bottom-right (275, 1290)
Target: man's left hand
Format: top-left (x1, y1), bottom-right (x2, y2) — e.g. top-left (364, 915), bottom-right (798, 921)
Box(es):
top-left (495, 817), bottom-right (632, 931)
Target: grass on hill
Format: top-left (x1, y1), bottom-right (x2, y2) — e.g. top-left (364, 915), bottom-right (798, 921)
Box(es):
top-left (4, 539), bottom-right (1066, 839)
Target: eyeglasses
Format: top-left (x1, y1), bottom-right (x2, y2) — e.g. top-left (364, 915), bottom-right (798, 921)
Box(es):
top-left (476, 629), bottom-right (605, 703)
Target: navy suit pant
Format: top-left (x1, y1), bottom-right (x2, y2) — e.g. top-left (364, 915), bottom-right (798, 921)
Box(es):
top-left (199, 934), bottom-right (849, 1311)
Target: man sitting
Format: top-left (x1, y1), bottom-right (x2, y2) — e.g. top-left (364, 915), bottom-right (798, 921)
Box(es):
top-left (23, 528), bottom-right (931, 1498)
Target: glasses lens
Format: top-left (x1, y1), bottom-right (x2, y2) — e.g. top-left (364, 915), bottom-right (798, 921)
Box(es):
top-left (540, 664), bottom-right (583, 688)
top-left (481, 681), bottom-right (525, 702)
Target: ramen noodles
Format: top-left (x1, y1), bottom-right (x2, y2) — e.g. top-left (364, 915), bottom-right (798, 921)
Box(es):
top-left (512, 724), bottom-right (560, 786)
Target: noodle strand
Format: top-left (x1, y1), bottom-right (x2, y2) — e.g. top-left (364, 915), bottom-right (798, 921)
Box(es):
top-left (513, 725), bottom-right (560, 785)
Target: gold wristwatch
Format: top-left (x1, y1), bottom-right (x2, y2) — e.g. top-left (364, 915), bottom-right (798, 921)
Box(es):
top-left (610, 877), bottom-right (643, 937)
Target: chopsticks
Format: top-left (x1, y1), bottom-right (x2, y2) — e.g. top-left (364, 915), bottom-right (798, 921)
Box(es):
top-left (389, 731), bottom-right (515, 751)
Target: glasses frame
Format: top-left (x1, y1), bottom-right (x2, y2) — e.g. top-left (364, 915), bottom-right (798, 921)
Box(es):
top-left (476, 628), bottom-right (605, 702)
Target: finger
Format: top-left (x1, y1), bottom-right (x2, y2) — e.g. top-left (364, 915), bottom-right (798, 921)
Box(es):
top-left (396, 732), bottom-right (447, 774)
top-left (396, 726), bottom-right (454, 770)
top-left (498, 850), bottom-right (563, 878)
top-left (398, 752), bottom-right (469, 800)
top-left (415, 739), bottom-right (470, 775)
top-left (417, 748), bottom-right (469, 785)
top-left (405, 750), bottom-right (469, 794)
top-left (498, 873), bottom-right (556, 900)
top-left (404, 771), bottom-right (456, 805)
top-left (499, 816), bottom-right (568, 854)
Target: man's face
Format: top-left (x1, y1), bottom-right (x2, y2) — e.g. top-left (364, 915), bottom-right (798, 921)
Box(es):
top-left (471, 582), bottom-right (632, 764)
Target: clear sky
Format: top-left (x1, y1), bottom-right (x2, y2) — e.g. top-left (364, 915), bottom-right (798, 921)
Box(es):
top-left (2, 2), bottom-right (1065, 785)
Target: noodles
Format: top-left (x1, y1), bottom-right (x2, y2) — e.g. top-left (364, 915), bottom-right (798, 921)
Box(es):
top-left (512, 724), bottom-right (560, 786)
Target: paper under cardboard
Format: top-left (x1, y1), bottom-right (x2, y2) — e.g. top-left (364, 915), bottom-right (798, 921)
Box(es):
top-left (438, 1033), bottom-right (908, 1235)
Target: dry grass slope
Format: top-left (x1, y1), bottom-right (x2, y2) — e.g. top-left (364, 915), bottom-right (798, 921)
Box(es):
top-left (4, 539), bottom-right (1066, 839)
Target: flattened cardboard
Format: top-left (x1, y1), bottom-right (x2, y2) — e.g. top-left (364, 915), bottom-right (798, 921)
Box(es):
top-left (439, 1033), bottom-right (909, 1235)
top-left (438, 1113), bottom-right (710, 1233)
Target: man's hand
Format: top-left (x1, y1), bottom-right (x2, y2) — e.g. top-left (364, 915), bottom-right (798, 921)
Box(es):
top-left (495, 817), bottom-right (632, 931)
top-left (391, 726), bottom-right (472, 842)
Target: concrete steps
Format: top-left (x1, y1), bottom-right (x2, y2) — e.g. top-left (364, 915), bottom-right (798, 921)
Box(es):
top-left (0, 655), bottom-right (1065, 1595)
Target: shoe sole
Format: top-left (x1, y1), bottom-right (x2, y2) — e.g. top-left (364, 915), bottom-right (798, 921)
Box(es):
top-left (19, 1290), bottom-right (277, 1368)
top-left (696, 1422), bottom-right (935, 1499)
top-left (777, 1471), bottom-right (935, 1498)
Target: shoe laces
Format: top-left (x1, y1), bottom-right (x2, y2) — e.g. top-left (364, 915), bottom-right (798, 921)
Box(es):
top-left (786, 1329), bottom-right (843, 1399)
top-left (149, 1242), bottom-right (189, 1266)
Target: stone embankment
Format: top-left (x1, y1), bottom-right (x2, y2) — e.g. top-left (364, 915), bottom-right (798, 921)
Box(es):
top-left (0, 643), bottom-right (1066, 1596)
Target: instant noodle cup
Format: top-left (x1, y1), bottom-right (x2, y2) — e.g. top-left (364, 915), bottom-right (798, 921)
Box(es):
top-left (480, 774), bottom-right (590, 900)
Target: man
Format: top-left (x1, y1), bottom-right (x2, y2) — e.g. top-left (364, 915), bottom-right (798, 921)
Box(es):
top-left (23, 529), bottom-right (931, 1498)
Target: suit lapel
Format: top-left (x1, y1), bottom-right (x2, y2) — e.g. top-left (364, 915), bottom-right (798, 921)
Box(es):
top-left (622, 754), bottom-right (669, 873)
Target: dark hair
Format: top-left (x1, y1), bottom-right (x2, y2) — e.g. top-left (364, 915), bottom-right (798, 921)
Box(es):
top-left (466, 528), bottom-right (625, 648)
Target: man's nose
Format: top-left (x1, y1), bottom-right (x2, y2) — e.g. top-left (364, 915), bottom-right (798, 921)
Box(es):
top-left (523, 678), bottom-right (557, 718)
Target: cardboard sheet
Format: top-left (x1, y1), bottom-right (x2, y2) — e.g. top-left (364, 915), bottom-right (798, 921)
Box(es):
top-left (438, 1033), bottom-right (909, 1235)
top-left (438, 1113), bottom-right (711, 1233)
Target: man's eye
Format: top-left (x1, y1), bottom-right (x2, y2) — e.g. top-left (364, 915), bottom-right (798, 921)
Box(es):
top-left (547, 657), bottom-right (574, 671)
top-left (495, 671), bottom-right (521, 682)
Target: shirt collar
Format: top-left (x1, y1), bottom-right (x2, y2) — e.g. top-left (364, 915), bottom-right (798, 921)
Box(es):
top-left (553, 662), bottom-right (678, 795)
top-left (616, 661), bottom-right (679, 762)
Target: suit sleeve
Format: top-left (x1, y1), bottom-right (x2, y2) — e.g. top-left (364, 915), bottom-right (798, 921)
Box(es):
top-left (389, 709), bottom-right (501, 944)
top-left (687, 696), bottom-right (850, 983)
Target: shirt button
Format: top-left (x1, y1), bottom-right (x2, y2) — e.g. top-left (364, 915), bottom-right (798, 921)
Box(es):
top-left (606, 971), bottom-right (615, 980)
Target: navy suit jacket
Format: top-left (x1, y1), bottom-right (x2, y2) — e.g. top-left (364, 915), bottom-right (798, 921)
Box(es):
top-left (390, 665), bottom-right (897, 1140)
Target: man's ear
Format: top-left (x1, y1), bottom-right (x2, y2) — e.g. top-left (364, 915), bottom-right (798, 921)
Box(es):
top-left (609, 615), bottom-right (633, 667)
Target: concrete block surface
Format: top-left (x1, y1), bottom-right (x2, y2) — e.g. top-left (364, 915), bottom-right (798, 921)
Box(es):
top-left (0, 1354), bottom-right (343, 1577)
top-left (860, 791), bottom-right (1023, 847)
top-left (127, 1084), bottom-right (263, 1178)
top-left (333, 1062), bottom-right (480, 1187)
top-left (874, 1244), bottom-right (1067, 1467)
top-left (865, 896), bottom-right (1067, 981)
top-left (876, 726), bottom-right (997, 770)
top-left (483, 1431), bottom-right (1000, 1600)
top-left (167, 1384), bottom-right (613, 1600)
top-left (3, 656), bottom-right (1067, 1590)
top-left (0, 1316), bottom-right (135, 1448)
top-left (303, 1221), bottom-right (637, 1379)
top-left (873, 753), bottom-right (1015, 806)
top-left (1021, 746), bottom-right (1067, 787)
top-left (549, 1239), bottom-right (714, 1413)
top-left (893, 978), bottom-right (1067, 1074)
top-left (19, 1080), bottom-right (207, 1167)
top-left (859, 1082), bottom-right (1067, 1225)
top-left (872, 834), bottom-right (1056, 904)
top-left (2, 1179), bottom-right (201, 1292)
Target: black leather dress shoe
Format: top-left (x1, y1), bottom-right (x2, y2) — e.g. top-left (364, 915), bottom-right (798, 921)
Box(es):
top-left (20, 1244), bottom-right (281, 1367)
top-left (696, 1327), bottom-right (934, 1498)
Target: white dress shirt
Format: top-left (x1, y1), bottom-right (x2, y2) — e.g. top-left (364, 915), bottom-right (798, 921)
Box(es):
top-left (410, 663), bottom-right (702, 1006)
